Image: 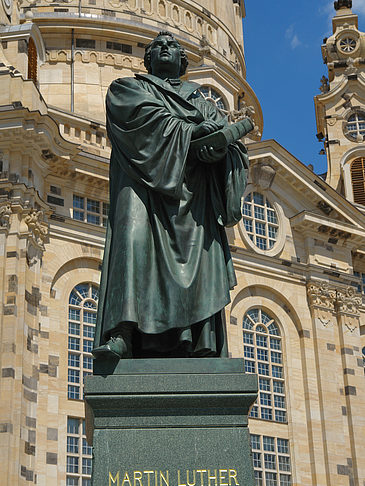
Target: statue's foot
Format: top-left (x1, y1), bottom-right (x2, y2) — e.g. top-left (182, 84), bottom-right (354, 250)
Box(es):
top-left (92, 336), bottom-right (131, 359)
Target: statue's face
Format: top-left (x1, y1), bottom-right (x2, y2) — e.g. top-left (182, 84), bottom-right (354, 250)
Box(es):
top-left (149, 35), bottom-right (181, 77)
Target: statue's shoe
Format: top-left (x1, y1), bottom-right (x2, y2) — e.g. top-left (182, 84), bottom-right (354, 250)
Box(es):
top-left (92, 336), bottom-right (130, 359)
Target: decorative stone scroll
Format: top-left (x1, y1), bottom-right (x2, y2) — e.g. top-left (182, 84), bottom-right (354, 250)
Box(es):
top-left (0, 203), bottom-right (12, 229)
top-left (24, 209), bottom-right (49, 251)
top-left (307, 280), bottom-right (362, 332)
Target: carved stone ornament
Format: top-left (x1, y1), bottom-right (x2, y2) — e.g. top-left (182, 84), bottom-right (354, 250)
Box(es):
top-left (336, 286), bottom-right (361, 315)
top-left (307, 281), bottom-right (336, 310)
top-left (199, 35), bottom-right (211, 56)
top-left (251, 159), bottom-right (276, 190)
top-left (2, 0), bottom-right (13, 16)
top-left (24, 209), bottom-right (48, 251)
top-left (0, 203), bottom-right (12, 229)
top-left (320, 75), bottom-right (329, 94)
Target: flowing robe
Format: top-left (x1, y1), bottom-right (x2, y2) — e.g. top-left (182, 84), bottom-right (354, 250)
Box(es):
top-left (93, 73), bottom-right (249, 357)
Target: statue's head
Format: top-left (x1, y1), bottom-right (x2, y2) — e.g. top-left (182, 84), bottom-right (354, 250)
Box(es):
top-left (144, 31), bottom-right (189, 77)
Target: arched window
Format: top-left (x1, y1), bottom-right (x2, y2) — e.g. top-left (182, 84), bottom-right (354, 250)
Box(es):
top-left (243, 308), bottom-right (287, 423)
top-left (362, 346), bottom-right (365, 375)
top-left (27, 37), bottom-right (38, 83)
top-left (197, 86), bottom-right (228, 112)
top-left (242, 192), bottom-right (279, 251)
top-left (346, 112), bottom-right (365, 141)
top-left (67, 283), bottom-right (98, 400)
top-left (350, 158), bottom-right (365, 205)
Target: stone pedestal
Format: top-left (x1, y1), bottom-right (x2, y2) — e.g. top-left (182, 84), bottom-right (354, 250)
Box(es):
top-left (84, 359), bottom-right (258, 486)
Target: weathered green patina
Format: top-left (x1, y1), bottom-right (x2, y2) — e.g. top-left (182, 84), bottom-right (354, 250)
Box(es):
top-left (93, 32), bottom-right (252, 358)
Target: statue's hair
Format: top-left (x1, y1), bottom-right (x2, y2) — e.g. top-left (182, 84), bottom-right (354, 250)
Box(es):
top-left (144, 31), bottom-right (189, 76)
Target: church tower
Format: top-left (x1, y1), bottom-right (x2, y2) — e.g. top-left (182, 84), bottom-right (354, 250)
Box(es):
top-left (315, 0), bottom-right (365, 205)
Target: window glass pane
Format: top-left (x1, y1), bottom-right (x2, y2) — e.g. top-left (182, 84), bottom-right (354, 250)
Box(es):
top-left (264, 454), bottom-right (276, 470)
top-left (83, 325), bottom-right (95, 339)
top-left (69, 322), bottom-right (80, 335)
top-left (253, 192), bottom-right (264, 205)
top-left (245, 361), bottom-right (255, 373)
top-left (67, 456), bottom-right (79, 473)
top-left (259, 378), bottom-right (271, 391)
top-left (67, 418), bottom-right (79, 434)
top-left (73, 210), bottom-right (84, 221)
top-left (244, 346), bottom-right (254, 359)
top-left (261, 407), bottom-right (272, 420)
top-left (83, 438), bottom-right (92, 455)
top-left (69, 308), bottom-right (80, 321)
top-left (254, 470), bottom-right (263, 486)
top-left (87, 199), bottom-right (100, 213)
top-left (272, 366), bottom-right (283, 378)
top-left (274, 395), bottom-right (285, 409)
top-left (250, 434), bottom-right (261, 450)
top-left (275, 410), bottom-right (287, 423)
top-left (260, 393), bottom-right (271, 406)
top-left (68, 385), bottom-right (80, 400)
top-left (83, 340), bottom-right (93, 354)
top-left (257, 348), bottom-right (268, 361)
top-left (68, 369), bottom-right (80, 383)
top-left (278, 456), bottom-right (291, 472)
top-left (67, 436), bottom-right (79, 453)
top-left (271, 351), bottom-right (282, 364)
top-left (73, 195), bottom-right (84, 209)
top-left (87, 213), bottom-right (100, 225)
top-left (243, 332), bottom-right (254, 344)
top-left (273, 380), bottom-right (284, 394)
top-left (83, 356), bottom-right (93, 370)
top-left (75, 284), bottom-right (89, 299)
top-left (256, 334), bottom-right (268, 348)
top-left (277, 439), bottom-right (289, 454)
top-left (68, 337), bottom-right (80, 351)
top-left (249, 405), bottom-right (259, 418)
top-left (68, 353), bottom-right (80, 368)
top-left (83, 300), bottom-right (97, 309)
top-left (279, 475), bottom-right (291, 486)
top-left (263, 436), bottom-right (275, 452)
top-left (84, 311), bottom-right (96, 324)
top-left (265, 472), bottom-right (277, 486)
top-left (258, 362), bottom-right (269, 376)
top-left (253, 452), bottom-right (261, 468)
top-left (268, 323), bottom-right (280, 335)
top-left (270, 337), bottom-right (281, 350)
top-left (82, 458), bottom-right (92, 475)
top-left (69, 291), bottom-right (81, 306)
top-left (67, 478), bottom-right (79, 486)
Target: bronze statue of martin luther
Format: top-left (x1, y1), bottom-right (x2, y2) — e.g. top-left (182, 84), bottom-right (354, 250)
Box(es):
top-left (92, 31), bottom-right (253, 360)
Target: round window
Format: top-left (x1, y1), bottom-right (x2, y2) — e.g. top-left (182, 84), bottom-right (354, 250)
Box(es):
top-left (346, 112), bottom-right (365, 141)
top-left (242, 192), bottom-right (279, 251)
top-left (339, 37), bottom-right (357, 53)
top-left (197, 86), bottom-right (227, 112)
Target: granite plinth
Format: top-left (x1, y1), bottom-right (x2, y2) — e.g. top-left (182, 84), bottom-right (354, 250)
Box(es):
top-left (84, 359), bottom-right (258, 486)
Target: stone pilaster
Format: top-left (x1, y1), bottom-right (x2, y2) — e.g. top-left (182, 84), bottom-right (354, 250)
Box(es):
top-left (335, 287), bottom-right (365, 485)
top-left (0, 186), bottom-right (51, 485)
top-left (306, 279), bottom-right (364, 485)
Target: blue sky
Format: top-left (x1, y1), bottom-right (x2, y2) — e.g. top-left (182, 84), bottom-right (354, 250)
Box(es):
top-left (243, 0), bottom-right (365, 175)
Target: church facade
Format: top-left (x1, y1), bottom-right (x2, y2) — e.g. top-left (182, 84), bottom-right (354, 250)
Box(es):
top-left (0, 0), bottom-right (364, 485)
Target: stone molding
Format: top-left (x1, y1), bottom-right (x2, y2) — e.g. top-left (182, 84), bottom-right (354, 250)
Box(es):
top-left (307, 281), bottom-right (337, 311)
top-left (307, 280), bottom-right (362, 331)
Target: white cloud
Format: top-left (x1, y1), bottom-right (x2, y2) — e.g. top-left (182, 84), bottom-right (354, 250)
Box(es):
top-left (285, 25), bottom-right (302, 49)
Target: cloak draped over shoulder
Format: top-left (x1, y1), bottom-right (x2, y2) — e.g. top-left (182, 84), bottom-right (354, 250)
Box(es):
top-left (94, 74), bottom-right (249, 357)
